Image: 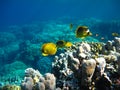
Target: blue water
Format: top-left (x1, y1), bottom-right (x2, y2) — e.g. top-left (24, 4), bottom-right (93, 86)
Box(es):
top-left (0, 0), bottom-right (120, 87)
top-left (1, 0), bottom-right (120, 29)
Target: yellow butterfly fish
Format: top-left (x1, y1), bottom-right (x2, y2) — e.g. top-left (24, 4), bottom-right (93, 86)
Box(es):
top-left (41, 43), bottom-right (57, 56)
top-left (112, 32), bottom-right (119, 37)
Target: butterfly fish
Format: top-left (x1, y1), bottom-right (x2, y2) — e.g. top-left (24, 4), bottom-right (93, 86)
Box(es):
top-left (75, 26), bottom-right (92, 39)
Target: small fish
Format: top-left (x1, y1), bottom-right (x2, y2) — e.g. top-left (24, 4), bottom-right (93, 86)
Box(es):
top-left (112, 32), bottom-right (119, 37)
top-left (95, 34), bottom-right (99, 37)
top-left (70, 23), bottom-right (73, 30)
top-left (56, 40), bottom-right (72, 48)
top-left (101, 37), bottom-right (105, 40)
top-left (65, 42), bottom-right (72, 47)
top-left (56, 40), bottom-right (66, 48)
top-left (75, 26), bottom-right (92, 39)
top-left (41, 43), bottom-right (57, 56)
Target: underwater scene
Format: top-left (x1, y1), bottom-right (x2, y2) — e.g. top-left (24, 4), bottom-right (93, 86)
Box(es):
top-left (0, 0), bottom-right (120, 90)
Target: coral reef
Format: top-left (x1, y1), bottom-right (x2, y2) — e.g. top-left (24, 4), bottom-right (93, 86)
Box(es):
top-left (0, 85), bottom-right (21, 90)
top-left (0, 34), bottom-right (19, 65)
top-left (21, 68), bottom-right (56, 90)
top-left (37, 57), bottom-right (53, 75)
top-left (52, 37), bottom-right (120, 90)
top-left (3, 37), bottom-right (117, 90)
top-left (0, 61), bottom-right (27, 86)
top-left (1, 18), bottom-right (120, 90)
top-left (0, 32), bottom-right (16, 47)
top-left (15, 40), bottom-right (40, 66)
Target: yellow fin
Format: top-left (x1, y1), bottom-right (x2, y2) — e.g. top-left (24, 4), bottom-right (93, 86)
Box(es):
top-left (42, 53), bottom-right (48, 56)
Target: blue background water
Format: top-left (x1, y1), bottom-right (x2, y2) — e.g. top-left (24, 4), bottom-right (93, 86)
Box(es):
top-left (1, 0), bottom-right (120, 29)
top-left (0, 0), bottom-right (120, 86)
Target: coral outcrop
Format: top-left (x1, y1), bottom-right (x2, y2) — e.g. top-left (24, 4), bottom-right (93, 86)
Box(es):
top-left (52, 37), bottom-right (120, 90)
top-left (21, 68), bottom-right (56, 90)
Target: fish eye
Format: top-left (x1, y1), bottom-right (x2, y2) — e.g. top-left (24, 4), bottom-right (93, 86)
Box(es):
top-left (87, 32), bottom-right (91, 35)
